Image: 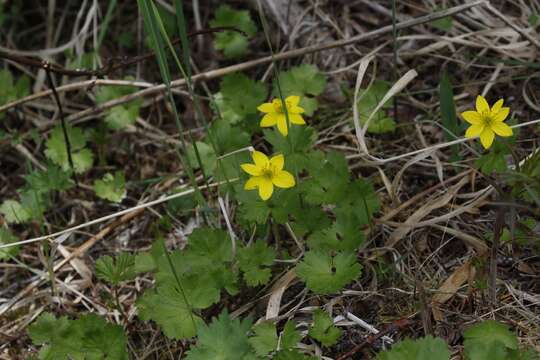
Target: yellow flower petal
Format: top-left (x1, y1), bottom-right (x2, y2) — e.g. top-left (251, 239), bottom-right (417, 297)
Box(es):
top-left (272, 170), bottom-right (295, 188)
top-left (241, 164), bottom-right (261, 176)
top-left (258, 178), bottom-right (274, 200)
top-left (491, 99), bottom-right (504, 113)
top-left (290, 105), bottom-right (305, 114)
top-left (257, 102), bottom-right (274, 113)
top-left (260, 113), bottom-right (278, 127)
top-left (276, 115), bottom-right (289, 136)
top-left (244, 176), bottom-right (261, 190)
top-left (252, 151), bottom-right (269, 168)
top-left (490, 121), bottom-right (513, 137)
top-left (479, 128), bottom-right (495, 149)
top-left (493, 107), bottom-right (510, 122)
top-left (461, 111), bottom-right (482, 125)
top-left (475, 95), bottom-right (490, 113)
top-left (286, 95), bottom-right (300, 107)
top-left (465, 124), bottom-right (484, 138)
top-left (289, 113), bottom-right (306, 125)
top-left (269, 154), bottom-right (284, 171)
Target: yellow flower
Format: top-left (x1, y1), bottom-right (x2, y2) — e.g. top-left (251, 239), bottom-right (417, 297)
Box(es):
top-left (240, 151), bottom-right (295, 200)
top-left (257, 95), bottom-right (305, 136)
top-left (461, 95), bottom-right (513, 149)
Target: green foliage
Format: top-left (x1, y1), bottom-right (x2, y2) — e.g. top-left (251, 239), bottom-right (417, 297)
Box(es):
top-left (505, 149), bottom-right (540, 206)
top-left (376, 336), bottom-right (450, 360)
top-left (308, 309), bottom-right (341, 347)
top-left (0, 228), bottom-right (19, 260)
top-left (186, 119), bottom-right (251, 179)
top-left (185, 311), bottom-right (255, 360)
top-left (281, 320), bottom-right (302, 350)
top-left (45, 125), bottom-right (94, 174)
top-left (296, 251), bottom-right (361, 294)
top-left (274, 350), bottom-right (316, 360)
top-left (28, 312), bottom-right (128, 360)
top-left (24, 164), bottom-right (74, 193)
top-left (476, 142), bottom-right (509, 174)
top-left (137, 282), bottom-right (205, 340)
top-left (143, 3), bottom-right (176, 50)
top-left (187, 141), bottom-right (217, 172)
top-left (67, 51), bottom-right (98, 71)
top-left (0, 163), bottom-right (73, 224)
top-left (237, 240), bottom-right (276, 286)
top-left (356, 80), bottom-right (395, 133)
top-left (210, 5), bottom-right (257, 58)
top-left (0, 199), bottom-right (31, 224)
top-left (220, 73), bottom-right (267, 118)
top-left (0, 69), bottom-right (30, 118)
top-left (94, 171), bottom-right (126, 203)
top-left (463, 320), bottom-right (518, 360)
top-left (95, 253), bottom-right (136, 285)
top-left (439, 71), bottom-right (460, 160)
top-left (249, 322), bottom-right (278, 356)
top-left (137, 229), bottom-right (240, 339)
top-left (95, 82), bottom-right (142, 129)
top-left (499, 218), bottom-right (537, 246)
top-left (529, 13), bottom-right (539, 27)
top-left (273, 65), bottom-right (326, 116)
top-left (431, 16), bottom-right (453, 31)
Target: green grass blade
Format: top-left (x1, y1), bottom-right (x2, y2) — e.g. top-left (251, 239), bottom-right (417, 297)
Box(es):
top-left (439, 70), bottom-right (461, 160)
top-left (137, 0), bottom-right (209, 216)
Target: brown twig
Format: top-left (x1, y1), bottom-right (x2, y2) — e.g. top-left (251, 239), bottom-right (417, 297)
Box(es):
top-left (0, 26), bottom-right (243, 78)
top-left (336, 318), bottom-right (411, 360)
top-left (43, 63), bottom-right (78, 185)
top-left (489, 201), bottom-right (506, 305)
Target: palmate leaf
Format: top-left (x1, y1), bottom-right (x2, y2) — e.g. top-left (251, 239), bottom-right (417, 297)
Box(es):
top-left (44, 124), bottom-right (94, 174)
top-left (356, 80), bottom-right (395, 134)
top-left (273, 65), bottom-right (326, 116)
top-left (376, 336), bottom-right (450, 360)
top-left (0, 228), bottom-right (19, 260)
top-left (463, 320), bottom-right (518, 360)
top-left (237, 241), bottom-right (276, 286)
top-left (24, 164), bottom-right (73, 193)
top-left (281, 320), bottom-right (302, 350)
top-left (463, 320), bottom-right (539, 360)
top-left (0, 69), bottom-right (30, 119)
top-left (95, 252), bottom-right (136, 285)
top-left (138, 230), bottom-right (239, 340)
top-left (28, 312), bottom-right (128, 360)
top-left (464, 320), bottom-right (518, 350)
top-left (248, 322), bottom-right (278, 356)
top-left (302, 151), bottom-right (350, 205)
top-left (0, 188), bottom-right (50, 224)
top-left (219, 73), bottom-right (267, 117)
top-left (296, 251), bottom-right (361, 294)
top-left (0, 199), bottom-right (31, 224)
top-left (95, 80), bottom-right (142, 130)
top-left (475, 141), bottom-right (510, 175)
top-left (185, 311), bottom-right (255, 360)
top-left (210, 5), bottom-right (257, 59)
top-left (94, 171), bottom-right (127, 203)
top-left (137, 283), bottom-right (204, 340)
top-left (308, 309), bottom-right (342, 347)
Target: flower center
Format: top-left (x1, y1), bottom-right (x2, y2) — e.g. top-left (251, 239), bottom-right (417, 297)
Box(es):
top-left (481, 111), bottom-right (494, 125)
top-left (261, 166), bottom-right (274, 179)
top-left (272, 99), bottom-right (292, 114)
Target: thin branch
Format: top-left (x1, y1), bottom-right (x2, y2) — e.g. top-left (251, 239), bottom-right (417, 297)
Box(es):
top-left (0, 27), bottom-right (244, 78)
top-left (44, 62), bottom-right (78, 185)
